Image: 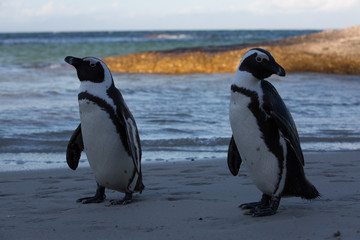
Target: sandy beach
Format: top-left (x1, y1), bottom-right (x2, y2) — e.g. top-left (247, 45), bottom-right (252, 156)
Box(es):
top-left (1, 151), bottom-right (359, 239)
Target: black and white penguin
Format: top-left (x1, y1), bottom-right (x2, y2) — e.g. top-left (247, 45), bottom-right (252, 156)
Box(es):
top-left (65, 56), bottom-right (144, 205)
top-left (228, 48), bottom-right (319, 216)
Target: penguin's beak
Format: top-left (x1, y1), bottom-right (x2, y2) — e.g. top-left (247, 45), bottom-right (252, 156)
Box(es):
top-left (64, 56), bottom-right (82, 67)
top-left (275, 63), bottom-right (286, 77)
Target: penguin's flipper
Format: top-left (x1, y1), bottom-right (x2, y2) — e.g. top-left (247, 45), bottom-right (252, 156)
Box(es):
top-left (261, 80), bottom-right (304, 166)
top-left (121, 108), bottom-right (145, 193)
top-left (227, 135), bottom-right (242, 176)
top-left (108, 86), bottom-right (142, 174)
top-left (124, 116), bottom-right (142, 174)
top-left (66, 124), bottom-right (84, 170)
top-left (270, 110), bottom-right (304, 165)
top-left (108, 85), bottom-right (144, 192)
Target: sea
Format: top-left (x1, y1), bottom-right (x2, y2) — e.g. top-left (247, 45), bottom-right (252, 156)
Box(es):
top-left (1, 30), bottom-right (360, 171)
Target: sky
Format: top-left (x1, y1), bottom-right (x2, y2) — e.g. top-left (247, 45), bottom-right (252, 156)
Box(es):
top-left (0, 0), bottom-right (359, 32)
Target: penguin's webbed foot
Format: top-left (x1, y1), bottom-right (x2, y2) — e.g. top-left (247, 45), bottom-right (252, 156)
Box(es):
top-left (239, 193), bottom-right (271, 210)
top-left (246, 206), bottom-right (278, 217)
top-left (110, 192), bottom-right (133, 205)
top-left (77, 184), bottom-right (106, 204)
top-left (241, 194), bottom-right (281, 217)
top-left (77, 195), bottom-right (106, 204)
top-left (239, 201), bottom-right (269, 209)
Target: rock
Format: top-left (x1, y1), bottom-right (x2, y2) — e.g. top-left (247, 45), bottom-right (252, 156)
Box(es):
top-left (104, 26), bottom-right (360, 74)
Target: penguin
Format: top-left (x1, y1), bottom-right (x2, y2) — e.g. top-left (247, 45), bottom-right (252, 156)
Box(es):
top-left (228, 48), bottom-right (319, 217)
top-left (65, 56), bottom-right (144, 205)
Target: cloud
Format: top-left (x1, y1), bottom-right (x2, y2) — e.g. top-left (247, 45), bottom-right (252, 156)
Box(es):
top-left (0, 0), bottom-right (359, 32)
top-left (0, 1), bottom-right (67, 21)
top-left (177, 5), bottom-right (207, 15)
top-left (0, 0), bottom-right (125, 21)
top-left (246, 0), bottom-right (358, 14)
top-left (22, 1), bottom-right (57, 17)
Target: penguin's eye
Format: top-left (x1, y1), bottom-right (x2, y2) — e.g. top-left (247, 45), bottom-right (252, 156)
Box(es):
top-left (256, 56), bottom-right (263, 63)
top-left (90, 63), bottom-right (97, 67)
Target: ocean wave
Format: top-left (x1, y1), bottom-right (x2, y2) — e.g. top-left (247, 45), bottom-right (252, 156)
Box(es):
top-left (0, 63), bottom-right (67, 71)
top-left (0, 135), bottom-right (230, 154)
top-left (300, 136), bottom-right (360, 143)
top-left (24, 63), bottom-right (66, 69)
top-left (0, 32), bottom-right (194, 46)
top-left (0, 34), bottom-right (136, 45)
top-left (144, 34), bottom-right (192, 40)
top-left (2, 130), bottom-right (360, 154)
top-left (0, 137), bottom-right (66, 153)
top-left (142, 137), bottom-right (229, 150)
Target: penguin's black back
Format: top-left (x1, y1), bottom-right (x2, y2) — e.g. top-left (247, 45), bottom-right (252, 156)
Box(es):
top-left (260, 80), bottom-right (319, 199)
top-left (261, 80), bottom-right (320, 199)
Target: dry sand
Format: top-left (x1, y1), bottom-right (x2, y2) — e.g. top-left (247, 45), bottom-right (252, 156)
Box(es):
top-left (104, 25), bottom-right (360, 74)
top-left (1, 151), bottom-right (360, 240)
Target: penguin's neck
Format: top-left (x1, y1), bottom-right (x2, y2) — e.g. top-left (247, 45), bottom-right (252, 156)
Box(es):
top-left (78, 80), bottom-right (114, 106)
top-left (233, 71), bottom-right (261, 90)
top-left (232, 71), bottom-right (265, 108)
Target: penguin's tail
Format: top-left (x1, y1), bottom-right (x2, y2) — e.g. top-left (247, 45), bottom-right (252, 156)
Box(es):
top-left (282, 148), bottom-right (320, 200)
top-left (299, 179), bottom-right (320, 200)
top-left (283, 177), bottom-right (320, 199)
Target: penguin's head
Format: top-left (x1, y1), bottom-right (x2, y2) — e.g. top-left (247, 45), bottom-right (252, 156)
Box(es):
top-left (64, 56), bottom-right (112, 84)
top-left (237, 48), bottom-right (286, 80)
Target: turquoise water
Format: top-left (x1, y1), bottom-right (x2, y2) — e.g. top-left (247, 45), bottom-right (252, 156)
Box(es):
top-left (0, 30), bottom-right (316, 67)
top-left (1, 30), bottom-right (359, 171)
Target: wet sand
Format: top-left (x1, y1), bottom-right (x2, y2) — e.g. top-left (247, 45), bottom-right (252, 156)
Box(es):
top-left (1, 151), bottom-right (360, 240)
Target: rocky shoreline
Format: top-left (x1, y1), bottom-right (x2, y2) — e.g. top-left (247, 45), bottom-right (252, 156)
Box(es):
top-left (104, 25), bottom-right (360, 74)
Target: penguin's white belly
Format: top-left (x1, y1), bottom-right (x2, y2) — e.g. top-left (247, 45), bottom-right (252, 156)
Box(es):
top-left (230, 93), bottom-right (280, 195)
top-left (79, 100), bottom-right (134, 192)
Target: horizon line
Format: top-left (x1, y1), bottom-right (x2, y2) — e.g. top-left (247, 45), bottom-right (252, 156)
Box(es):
top-left (0, 27), bottom-right (329, 34)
